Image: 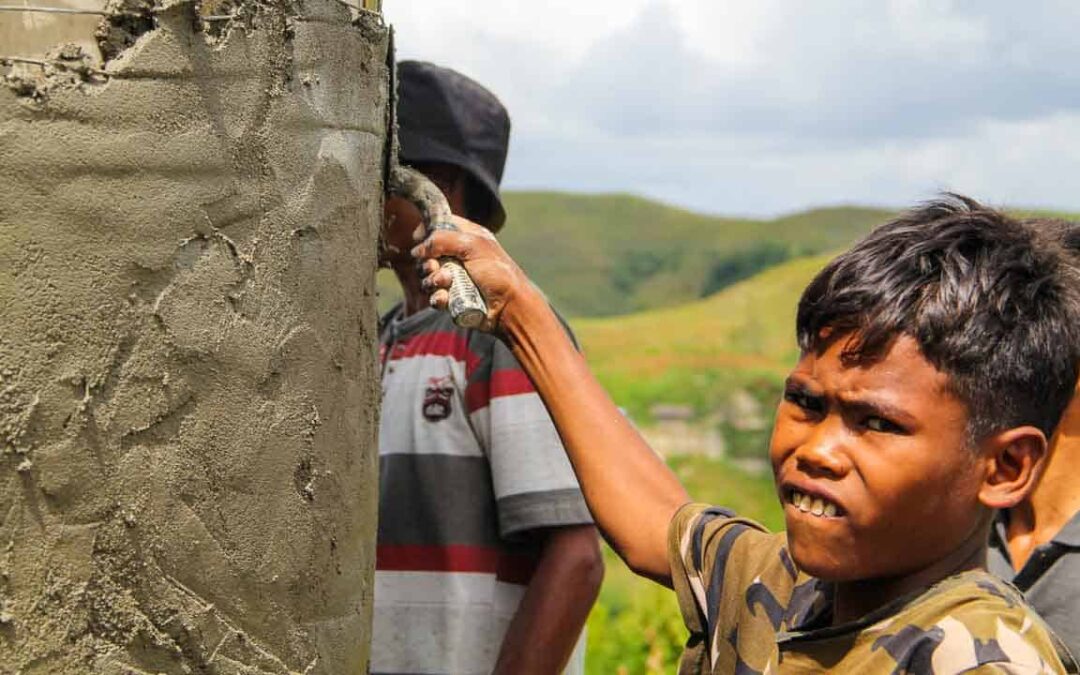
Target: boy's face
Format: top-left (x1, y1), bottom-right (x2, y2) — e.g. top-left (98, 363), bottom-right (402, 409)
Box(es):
top-left (381, 162), bottom-right (468, 268)
top-left (382, 195), bottom-right (425, 267)
top-left (769, 334), bottom-right (987, 582)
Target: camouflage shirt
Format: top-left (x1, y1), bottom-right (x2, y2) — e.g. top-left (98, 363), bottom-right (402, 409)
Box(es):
top-left (669, 504), bottom-right (1078, 674)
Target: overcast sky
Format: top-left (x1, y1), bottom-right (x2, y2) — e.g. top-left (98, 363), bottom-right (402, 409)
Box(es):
top-left (385, 1), bottom-right (1080, 217)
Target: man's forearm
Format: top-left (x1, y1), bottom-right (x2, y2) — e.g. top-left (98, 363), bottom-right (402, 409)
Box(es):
top-left (501, 292), bottom-right (690, 580)
top-left (493, 525), bottom-right (602, 674)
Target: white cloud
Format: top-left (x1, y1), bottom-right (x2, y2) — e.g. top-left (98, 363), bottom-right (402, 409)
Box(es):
top-left (384, 0), bottom-right (1080, 216)
top-left (387, 0), bottom-right (652, 66)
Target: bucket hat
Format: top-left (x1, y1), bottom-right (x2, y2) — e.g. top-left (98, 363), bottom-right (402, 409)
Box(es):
top-left (397, 60), bottom-right (511, 231)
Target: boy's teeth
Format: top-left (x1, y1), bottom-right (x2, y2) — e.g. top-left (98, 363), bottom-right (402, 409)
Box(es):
top-left (789, 489), bottom-right (839, 518)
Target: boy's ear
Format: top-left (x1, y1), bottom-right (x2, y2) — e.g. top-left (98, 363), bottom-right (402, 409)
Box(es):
top-left (978, 426), bottom-right (1049, 509)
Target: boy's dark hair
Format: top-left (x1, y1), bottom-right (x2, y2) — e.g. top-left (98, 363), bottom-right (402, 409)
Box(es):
top-left (797, 194), bottom-right (1080, 441)
top-left (1024, 217), bottom-right (1080, 260)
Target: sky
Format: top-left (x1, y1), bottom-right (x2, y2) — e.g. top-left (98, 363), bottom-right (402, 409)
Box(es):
top-left (385, 1), bottom-right (1080, 217)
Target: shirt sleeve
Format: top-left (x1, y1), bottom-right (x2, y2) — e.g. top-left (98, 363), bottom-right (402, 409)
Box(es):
top-left (668, 503), bottom-right (795, 673)
top-left (465, 324), bottom-right (592, 539)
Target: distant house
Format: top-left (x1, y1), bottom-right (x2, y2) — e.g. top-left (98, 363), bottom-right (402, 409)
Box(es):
top-left (643, 403), bottom-right (725, 458)
top-left (723, 390), bottom-right (768, 431)
top-left (650, 404), bottom-right (693, 422)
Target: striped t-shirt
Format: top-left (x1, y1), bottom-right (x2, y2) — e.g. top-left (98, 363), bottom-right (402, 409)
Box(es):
top-left (372, 305), bottom-right (593, 675)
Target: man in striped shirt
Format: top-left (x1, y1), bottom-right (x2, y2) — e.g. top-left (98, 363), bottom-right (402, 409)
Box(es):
top-left (372, 61), bottom-right (602, 675)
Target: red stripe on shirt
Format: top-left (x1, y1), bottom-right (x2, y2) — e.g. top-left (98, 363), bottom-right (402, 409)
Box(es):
top-left (464, 368), bottom-right (537, 413)
top-left (376, 544), bottom-right (537, 585)
top-left (384, 331), bottom-right (481, 373)
top-left (464, 379), bottom-right (490, 413)
top-left (491, 368), bottom-right (535, 398)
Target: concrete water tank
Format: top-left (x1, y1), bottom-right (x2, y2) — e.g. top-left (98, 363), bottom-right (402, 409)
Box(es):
top-left (0, 0), bottom-right (388, 671)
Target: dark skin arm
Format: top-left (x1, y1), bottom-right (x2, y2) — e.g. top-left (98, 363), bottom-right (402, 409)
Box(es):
top-left (414, 219), bottom-right (690, 581)
top-left (494, 524), bottom-right (604, 675)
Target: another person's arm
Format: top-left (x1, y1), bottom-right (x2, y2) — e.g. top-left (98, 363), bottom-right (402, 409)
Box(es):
top-left (415, 220), bottom-right (690, 581)
top-left (493, 525), bottom-right (603, 675)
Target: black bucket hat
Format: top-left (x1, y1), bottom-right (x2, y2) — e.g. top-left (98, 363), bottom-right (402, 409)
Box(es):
top-left (397, 60), bottom-right (511, 232)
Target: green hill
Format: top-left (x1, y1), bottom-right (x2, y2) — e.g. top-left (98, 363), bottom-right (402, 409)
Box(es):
top-left (572, 254), bottom-right (834, 421)
top-left (378, 192), bottom-right (893, 317)
top-left (499, 193), bottom-right (891, 317)
top-left (377, 192), bottom-right (1077, 321)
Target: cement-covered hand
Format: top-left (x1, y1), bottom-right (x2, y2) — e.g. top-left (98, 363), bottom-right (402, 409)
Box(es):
top-left (413, 215), bottom-right (535, 333)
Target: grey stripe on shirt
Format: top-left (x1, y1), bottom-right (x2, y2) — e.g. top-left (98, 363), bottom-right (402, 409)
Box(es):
top-left (497, 489), bottom-right (593, 539)
top-left (378, 453), bottom-right (501, 547)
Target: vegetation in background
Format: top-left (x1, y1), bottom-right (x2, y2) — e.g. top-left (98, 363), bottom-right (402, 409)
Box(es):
top-left (699, 240), bottom-right (797, 297)
top-left (497, 194), bottom-right (890, 318)
top-left (722, 423), bottom-right (775, 460)
top-left (376, 196), bottom-right (1080, 319)
top-left (573, 254), bottom-right (833, 422)
top-left (585, 456), bottom-right (785, 674)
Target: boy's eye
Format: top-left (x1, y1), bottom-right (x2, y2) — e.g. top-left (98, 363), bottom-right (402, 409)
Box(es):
top-left (784, 390), bottom-right (824, 414)
top-left (865, 416), bottom-right (904, 434)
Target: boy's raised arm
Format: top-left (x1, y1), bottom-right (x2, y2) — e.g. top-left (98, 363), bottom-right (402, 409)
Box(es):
top-left (415, 217), bottom-right (691, 582)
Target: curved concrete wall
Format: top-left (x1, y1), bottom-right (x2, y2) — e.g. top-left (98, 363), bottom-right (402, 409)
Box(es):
top-left (0, 2), bottom-right (387, 672)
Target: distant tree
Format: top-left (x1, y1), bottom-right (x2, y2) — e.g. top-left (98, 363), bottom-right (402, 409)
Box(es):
top-left (700, 241), bottom-right (796, 297)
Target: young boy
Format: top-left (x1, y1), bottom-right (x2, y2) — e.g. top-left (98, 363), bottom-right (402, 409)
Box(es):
top-left (374, 61), bottom-right (600, 675)
top-left (988, 220), bottom-right (1080, 659)
top-left (990, 378), bottom-right (1080, 660)
top-left (415, 195), bottom-right (1080, 673)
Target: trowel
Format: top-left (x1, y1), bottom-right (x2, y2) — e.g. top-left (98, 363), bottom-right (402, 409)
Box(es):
top-left (382, 31), bottom-right (488, 329)
top-left (388, 166), bottom-right (489, 329)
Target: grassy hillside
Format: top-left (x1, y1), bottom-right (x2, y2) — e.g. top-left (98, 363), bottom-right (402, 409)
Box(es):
top-left (499, 193), bottom-right (891, 317)
top-left (377, 192), bottom-right (893, 317)
top-left (573, 254), bottom-right (834, 421)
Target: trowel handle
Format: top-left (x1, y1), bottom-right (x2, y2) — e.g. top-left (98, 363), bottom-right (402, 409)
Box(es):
top-left (390, 166), bottom-right (489, 329)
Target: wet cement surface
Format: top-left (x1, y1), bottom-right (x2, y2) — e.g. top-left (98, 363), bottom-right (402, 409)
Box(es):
top-left (0, 2), bottom-right (388, 672)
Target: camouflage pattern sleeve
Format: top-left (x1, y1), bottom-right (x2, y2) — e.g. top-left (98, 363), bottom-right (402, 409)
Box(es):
top-left (667, 502), bottom-right (799, 674)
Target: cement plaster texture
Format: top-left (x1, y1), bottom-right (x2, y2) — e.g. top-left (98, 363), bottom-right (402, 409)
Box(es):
top-left (0, 1), bottom-right (388, 672)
